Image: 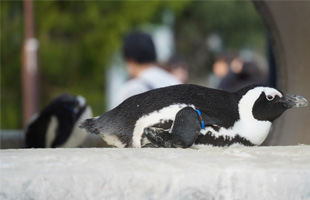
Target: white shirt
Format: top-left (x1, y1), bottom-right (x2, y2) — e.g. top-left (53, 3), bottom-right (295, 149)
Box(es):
top-left (116, 66), bottom-right (182, 105)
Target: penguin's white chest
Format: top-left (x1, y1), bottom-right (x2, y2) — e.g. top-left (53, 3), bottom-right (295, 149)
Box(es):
top-left (232, 118), bottom-right (272, 145)
top-left (192, 119), bottom-right (272, 148)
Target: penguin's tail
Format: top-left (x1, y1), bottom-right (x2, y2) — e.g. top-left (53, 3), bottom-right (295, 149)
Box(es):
top-left (79, 118), bottom-right (101, 135)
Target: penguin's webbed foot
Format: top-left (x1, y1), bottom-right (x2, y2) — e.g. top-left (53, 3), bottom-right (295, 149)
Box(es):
top-left (145, 127), bottom-right (182, 148)
top-left (144, 107), bottom-right (202, 148)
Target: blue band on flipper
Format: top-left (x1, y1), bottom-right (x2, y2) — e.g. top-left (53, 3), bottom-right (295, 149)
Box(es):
top-left (195, 109), bottom-right (205, 130)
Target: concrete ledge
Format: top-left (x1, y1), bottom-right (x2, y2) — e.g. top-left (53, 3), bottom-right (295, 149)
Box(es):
top-left (0, 130), bottom-right (107, 149)
top-left (1, 146), bottom-right (310, 200)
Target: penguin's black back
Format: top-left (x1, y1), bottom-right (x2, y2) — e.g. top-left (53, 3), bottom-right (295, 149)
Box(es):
top-left (82, 84), bottom-right (254, 146)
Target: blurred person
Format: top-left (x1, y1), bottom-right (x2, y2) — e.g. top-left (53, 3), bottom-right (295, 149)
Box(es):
top-left (162, 55), bottom-right (189, 83)
top-left (219, 57), bottom-right (268, 92)
top-left (116, 31), bottom-right (181, 104)
top-left (207, 53), bottom-right (235, 88)
top-left (213, 58), bottom-right (229, 77)
top-left (207, 59), bottom-right (228, 88)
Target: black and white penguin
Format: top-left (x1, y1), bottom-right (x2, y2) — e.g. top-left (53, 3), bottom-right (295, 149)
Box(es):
top-left (25, 93), bottom-right (93, 148)
top-left (80, 84), bottom-right (307, 148)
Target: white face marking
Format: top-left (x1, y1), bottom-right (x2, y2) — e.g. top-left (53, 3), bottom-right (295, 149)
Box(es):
top-left (76, 95), bottom-right (86, 107)
top-left (265, 90), bottom-right (282, 101)
top-left (46, 115), bottom-right (58, 148)
top-left (132, 104), bottom-right (193, 147)
top-left (238, 87), bottom-right (281, 120)
top-left (59, 106), bottom-right (93, 148)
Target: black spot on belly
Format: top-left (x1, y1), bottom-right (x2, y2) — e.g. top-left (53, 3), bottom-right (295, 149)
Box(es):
top-left (211, 125), bottom-right (220, 132)
top-left (195, 133), bottom-right (254, 147)
top-left (151, 119), bottom-right (173, 130)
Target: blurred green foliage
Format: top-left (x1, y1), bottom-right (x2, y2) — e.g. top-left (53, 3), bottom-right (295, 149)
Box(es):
top-left (1, 1), bottom-right (24, 129)
top-left (1, 1), bottom-right (189, 129)
top-left (1, 1), bottom-right (264, 129)
top-left (174, 1), bottom-right (265, 81)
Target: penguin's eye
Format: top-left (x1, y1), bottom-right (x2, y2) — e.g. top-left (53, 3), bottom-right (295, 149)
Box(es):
top-left (266, 95), bottom-right (274, 101)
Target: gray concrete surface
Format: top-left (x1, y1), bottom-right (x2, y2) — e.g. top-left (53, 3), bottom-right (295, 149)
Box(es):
top-left (1, 146), bottom-right (310, 200)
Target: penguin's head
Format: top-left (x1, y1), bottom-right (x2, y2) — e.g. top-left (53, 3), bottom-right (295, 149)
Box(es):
top-left (42, 93), bottom-right (87, 122)
top-left (238, 85), bottom-right (308, 123)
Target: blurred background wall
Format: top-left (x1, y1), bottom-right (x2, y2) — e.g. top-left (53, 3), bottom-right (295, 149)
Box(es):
top-left (254, 1), bottom-right (310, 145)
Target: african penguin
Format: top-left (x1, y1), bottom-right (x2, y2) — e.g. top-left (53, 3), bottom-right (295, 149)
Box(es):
top-left (80, 84), bottom-right (307, 148)
top-left (25, 93), bottom-right (93, 148)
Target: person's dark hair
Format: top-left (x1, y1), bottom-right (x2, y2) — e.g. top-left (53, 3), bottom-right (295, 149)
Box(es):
top-left (166, 55), bottom-right (188, 70)
top-left (122, 31), bottom-right (156, 64)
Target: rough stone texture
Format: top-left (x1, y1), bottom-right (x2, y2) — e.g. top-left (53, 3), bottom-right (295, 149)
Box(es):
top-left (254, 1), bottom-right (310, 145)
top-left (1, 146), bottom-right (310, 200)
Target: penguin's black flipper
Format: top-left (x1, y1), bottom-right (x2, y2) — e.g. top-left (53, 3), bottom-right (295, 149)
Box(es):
top-left (145, 107), bottom-right (201, 148)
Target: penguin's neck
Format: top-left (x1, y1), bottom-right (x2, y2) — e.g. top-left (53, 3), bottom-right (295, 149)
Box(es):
top-left (232, 118), bottom-right (272, 145)
top-left (234, 88), bottom-right (272, 145)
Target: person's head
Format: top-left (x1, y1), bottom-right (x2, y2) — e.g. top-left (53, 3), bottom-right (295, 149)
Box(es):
top-left (122, 31), bottom-right (157, 77)
top-left (164, 55), bottom-right (189, 83)
top-left (213, 52), bottom-right (238, 79)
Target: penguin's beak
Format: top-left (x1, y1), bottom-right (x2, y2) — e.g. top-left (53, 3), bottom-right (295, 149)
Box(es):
top-left (279, 94), bottom-right (308, 108)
